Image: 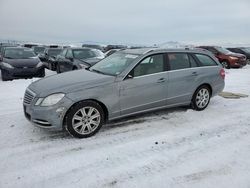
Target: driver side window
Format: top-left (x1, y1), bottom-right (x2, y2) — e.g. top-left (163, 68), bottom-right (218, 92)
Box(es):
top-left (133, 54), bottom-right (164, 77)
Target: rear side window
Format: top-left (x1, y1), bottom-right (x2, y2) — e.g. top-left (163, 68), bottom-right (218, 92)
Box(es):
top-left (195, 54), bottom-right (217, 66)
top-left (168, 53), bottom-right (192, 70)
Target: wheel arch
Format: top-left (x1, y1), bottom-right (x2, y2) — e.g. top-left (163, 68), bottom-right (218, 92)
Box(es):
top-left (194, 83), bottom-right (212, 96)
top-left (62, 99), bottom-right (109, 129)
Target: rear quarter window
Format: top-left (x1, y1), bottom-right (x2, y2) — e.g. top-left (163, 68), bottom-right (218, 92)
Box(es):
top-left (195, 54), bottom-right (217, 66)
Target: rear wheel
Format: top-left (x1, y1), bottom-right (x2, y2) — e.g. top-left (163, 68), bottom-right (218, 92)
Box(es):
top-left (191, 85), bottom-right (211, 111)
top-left (65, 101), bottom-right (105, 138)
top-left (221, 61), bottom-right (230, 69)
top-left (39, 68), bottom-right (45, 77)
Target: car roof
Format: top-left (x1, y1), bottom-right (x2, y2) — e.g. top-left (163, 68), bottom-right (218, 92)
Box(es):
top-left (66, 47), bottom-right (99, 50)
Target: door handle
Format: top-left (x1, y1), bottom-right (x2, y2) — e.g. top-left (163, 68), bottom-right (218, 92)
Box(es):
top-left (191, 72), bottom-right (198, 76)
top-left (157, 78), bottom-right (166, 83)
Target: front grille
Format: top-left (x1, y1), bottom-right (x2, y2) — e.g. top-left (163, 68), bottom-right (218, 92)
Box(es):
top-left (23, 89), bottom-right (36, 105)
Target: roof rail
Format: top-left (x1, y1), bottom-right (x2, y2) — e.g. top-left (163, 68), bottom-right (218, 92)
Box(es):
top-left (142, 49), bottom-right (155, 54)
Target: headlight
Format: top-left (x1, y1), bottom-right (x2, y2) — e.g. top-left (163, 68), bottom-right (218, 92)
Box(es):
top-left (229, 56), bottom-right (238, 60)
top-left (1, 62), bottom-right (14, 69)
top-left (35, 93), bottom-right (65, 106)
top-left (36, 62), bottom-right (44, 67)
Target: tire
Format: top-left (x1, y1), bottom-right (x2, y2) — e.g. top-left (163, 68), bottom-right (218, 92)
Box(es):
top-left (65, 101), bottom-right (105, 138)
top-left (191, 85), bottom-right (211, 111)
top-left (56, 64), bottom-right (61, 74)
top-left (1, 70), bottom-right (11, 81)
top-left (221, 61), bottom-right (230, 69)
top-left (39, 68), bottom-right (45, 77)
top-left (51, 62), bottom-right (57, 71)
top-left (72, 66), bottom-right (78, 70)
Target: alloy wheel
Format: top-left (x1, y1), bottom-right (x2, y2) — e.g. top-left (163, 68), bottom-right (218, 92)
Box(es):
top-left (72, 106), bottom-right (101, 135)
top-left (195, 88), bottom-right (210, 109)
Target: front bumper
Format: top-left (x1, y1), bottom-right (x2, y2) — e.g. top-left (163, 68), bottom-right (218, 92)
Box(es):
top-left (23, 95), bottom-right (74, 130)
top-left (2, 66), bottom-right (44, 78)
top-left (230, 59), bottom-right (247, 68)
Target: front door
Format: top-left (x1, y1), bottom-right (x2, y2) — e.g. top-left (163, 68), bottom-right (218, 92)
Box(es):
top-left (119, 54), bottom-right (168, 115)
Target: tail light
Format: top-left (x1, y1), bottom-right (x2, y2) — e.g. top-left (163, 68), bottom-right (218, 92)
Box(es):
top-left (220, 68), bottom-right (225, 79)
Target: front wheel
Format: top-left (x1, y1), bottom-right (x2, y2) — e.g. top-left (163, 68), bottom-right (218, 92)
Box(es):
top-left (1, 70), bottom-right (11, 81)
top-left (65, 101), bottom-right (105, 138)
top-left (56, 64), bottom-right (61, 74)
top-left (221, 61), bottom-right (230, 69)
top-left (191, 85), bottom-right (211, 111)
top-left (38, 68), bottom-right (45, 77)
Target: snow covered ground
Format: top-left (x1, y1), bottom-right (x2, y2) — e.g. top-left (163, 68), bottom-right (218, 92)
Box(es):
top-left (0, 66), bottom-right (250, 188)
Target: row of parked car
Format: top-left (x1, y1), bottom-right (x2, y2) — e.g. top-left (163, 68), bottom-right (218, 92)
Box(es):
top-left (0, 42), bottom-right (249, 81)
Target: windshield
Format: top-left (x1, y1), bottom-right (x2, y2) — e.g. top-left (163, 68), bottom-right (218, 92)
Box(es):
top-left (33, 46), bottom-right (45, 53)
top-left (73, 49), bottom-right (104, 59)
top-left (215, 47), bottom-right (232, 54)
top-left (90, 52), bottom-right (139, 76)
top-left (48, 49), bottom-right (62, 56)
top-left (241, 48), bottom-right (250, 53)
top-left (4, 48), bottom-right (36, 59)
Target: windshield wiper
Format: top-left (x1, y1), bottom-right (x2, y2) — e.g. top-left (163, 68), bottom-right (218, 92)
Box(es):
top-left (90, 69), bottom-right (115, 76)
top-left (75, 58), bottom-right (91, 67)
top-left (4, 56), bottom-right (13, 59)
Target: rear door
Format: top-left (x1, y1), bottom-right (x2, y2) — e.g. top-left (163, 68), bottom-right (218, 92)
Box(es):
top-left (166, 53), bottom-right (201, 105)
top-left (119, 54), bottom-right (168, 115)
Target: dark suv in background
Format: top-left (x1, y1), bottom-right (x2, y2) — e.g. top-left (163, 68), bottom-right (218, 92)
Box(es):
top-left (198, 46), bottom-right (247, 69)
top-left (55, 47), bottom-right (105, 73)
top-left (39, 48), bottom-right (63, 70)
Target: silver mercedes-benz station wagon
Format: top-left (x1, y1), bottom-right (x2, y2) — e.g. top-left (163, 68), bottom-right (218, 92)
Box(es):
top-left (23, 48), bottom-right (225, 138)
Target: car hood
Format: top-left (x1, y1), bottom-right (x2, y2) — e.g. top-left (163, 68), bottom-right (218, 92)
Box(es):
top-left (3, 57), bottom-right (40, 68)
top-left (28, 69), bottom-right (115, 97)
top-left (227, 52), bottom-right (246, 58)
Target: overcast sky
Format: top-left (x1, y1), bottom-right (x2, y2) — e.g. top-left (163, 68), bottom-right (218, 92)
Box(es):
top-left (0, 0), bottom-right (249, 45)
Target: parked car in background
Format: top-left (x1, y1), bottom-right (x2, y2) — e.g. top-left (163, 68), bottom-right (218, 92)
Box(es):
top-left (0, 47), bottom-right (45, 81)
top-left (104, 44), bottom-right (127, 52)
top-left (32, 46), bottom-right (46, 55)
top-left (198, 46), bottom-right (247, 69)
top-left (227, 47), bottom-right (250, 63)
top-left (23, 48), bottom-right (225, 138)
top-left (55, 47), bottom-right (105, 73)
top-left (39, 48), bottom-right (63, 70)
top-left (104, 49), bottom-right (121, 57)
top-left (82, 44), bottom-right (105, 52)
top-left (0, 43), bottom-right (18, 55)
top-left (22, 43), bottom-right (38, 48)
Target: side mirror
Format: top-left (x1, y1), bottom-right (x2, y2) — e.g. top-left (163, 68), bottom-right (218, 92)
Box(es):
top-left (126, 74), bottom-right (133, 79)
top-left (0, 55), bottom-right (3, 62)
